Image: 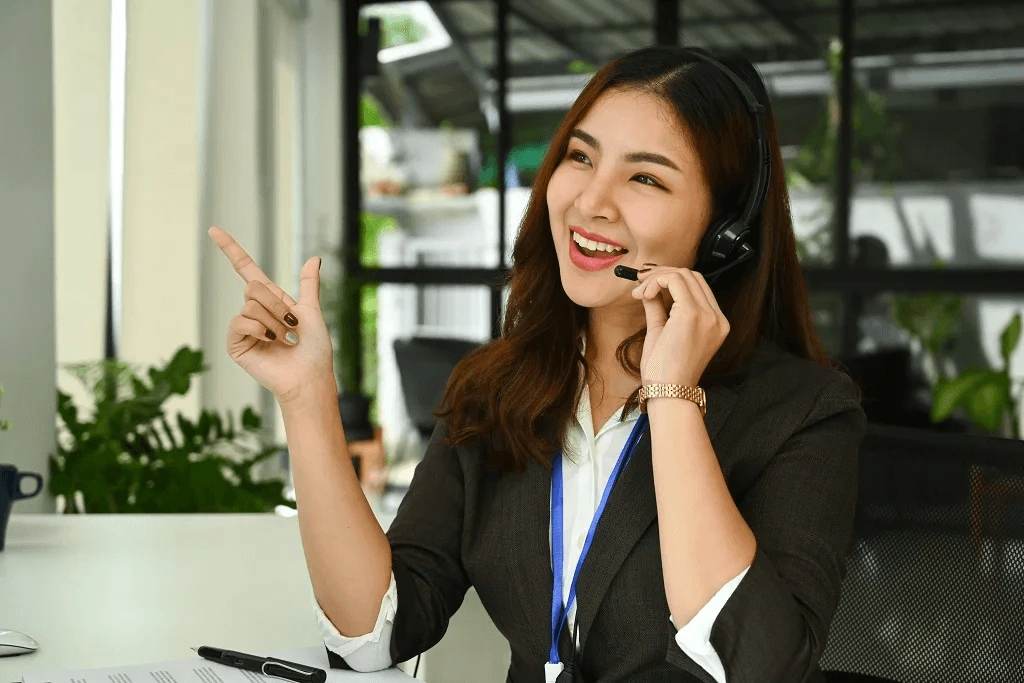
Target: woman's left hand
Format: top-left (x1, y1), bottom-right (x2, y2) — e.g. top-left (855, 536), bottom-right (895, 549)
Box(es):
top-left (632, 266), bottom-right (730, 386)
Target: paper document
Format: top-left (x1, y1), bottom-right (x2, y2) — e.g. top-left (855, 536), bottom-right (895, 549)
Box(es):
top-left (21, 646), bottom-right (412, 683)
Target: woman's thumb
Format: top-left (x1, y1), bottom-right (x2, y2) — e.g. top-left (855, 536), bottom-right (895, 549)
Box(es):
top-left (298, 256), bottom-right (322, 308)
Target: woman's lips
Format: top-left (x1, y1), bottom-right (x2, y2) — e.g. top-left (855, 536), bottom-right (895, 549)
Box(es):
top-left (569, 233), bottom-right (627, 272)
top-left (569, 226), bottom-right (626, 250)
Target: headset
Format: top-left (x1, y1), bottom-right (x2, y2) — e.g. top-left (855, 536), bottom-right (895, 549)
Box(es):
top-left (679, 49), bottom-right (772, 286)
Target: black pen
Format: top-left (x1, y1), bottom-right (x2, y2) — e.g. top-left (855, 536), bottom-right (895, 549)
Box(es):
top-left (194, 646), bottom-right (327, 683)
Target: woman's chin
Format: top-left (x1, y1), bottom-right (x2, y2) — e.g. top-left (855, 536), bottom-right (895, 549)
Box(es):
top-left (558, 258), bottom-right (635, 309)
top-left (562, 282), bottom-right (625, 310)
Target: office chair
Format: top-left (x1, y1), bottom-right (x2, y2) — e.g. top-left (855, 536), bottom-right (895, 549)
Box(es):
top-left (838, 349), bottom-right (970, 432)
top-left (393, 336), bottom-right (483, 441)
top-left (820, 423), bottom-right (1024, 683)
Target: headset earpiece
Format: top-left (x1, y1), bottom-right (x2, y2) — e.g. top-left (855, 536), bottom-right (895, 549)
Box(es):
top-left (694, 217), bottom-right (756, 286)
top-left (695, 217), bottom-right (750, 272)
top-left (678, 48), bottom-right (770, 287)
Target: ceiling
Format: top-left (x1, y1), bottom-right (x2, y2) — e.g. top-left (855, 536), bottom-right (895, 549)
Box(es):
top-left (363, 0), bottom-right (1024, 128)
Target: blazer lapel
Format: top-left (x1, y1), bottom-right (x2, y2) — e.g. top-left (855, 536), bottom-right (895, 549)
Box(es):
top-left (505, 453), bottom-right (558, 659)
top-left (571, 383), bottom-right (738, 654)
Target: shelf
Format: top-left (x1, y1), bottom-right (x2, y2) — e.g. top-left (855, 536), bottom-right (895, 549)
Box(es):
top-left (363, 193), bottom-right (479, 218)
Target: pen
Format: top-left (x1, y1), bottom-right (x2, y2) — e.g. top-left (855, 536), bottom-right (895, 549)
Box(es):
top-left (194, 646), bottom-right (327, 683)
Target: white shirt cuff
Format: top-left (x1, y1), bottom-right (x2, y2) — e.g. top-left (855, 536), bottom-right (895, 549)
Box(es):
top-left (670, 564), bottom-right (751, 683)
top-left (314, 571), bottom-right (397, 672)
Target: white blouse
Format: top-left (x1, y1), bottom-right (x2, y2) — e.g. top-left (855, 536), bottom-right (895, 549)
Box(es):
top-left (315, 366), bottom-right (750, 681)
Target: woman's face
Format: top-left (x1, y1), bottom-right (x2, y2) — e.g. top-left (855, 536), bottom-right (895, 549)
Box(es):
top-left (547, 88), bottom-right (712, 310)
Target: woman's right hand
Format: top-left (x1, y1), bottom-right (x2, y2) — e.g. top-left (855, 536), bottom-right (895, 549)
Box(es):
top-left (208, 226), bottom-right (336, 405)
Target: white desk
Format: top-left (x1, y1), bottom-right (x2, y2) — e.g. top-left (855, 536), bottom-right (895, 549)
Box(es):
top-left (0, 512), bottom-right (407, 683)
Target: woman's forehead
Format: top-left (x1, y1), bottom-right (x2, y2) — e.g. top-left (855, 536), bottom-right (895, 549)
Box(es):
top-left (577, 89), bottom-right (692, 157)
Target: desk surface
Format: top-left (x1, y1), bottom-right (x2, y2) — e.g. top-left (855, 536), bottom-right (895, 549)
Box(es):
top-left (0, 511), bottom-right (402, 682)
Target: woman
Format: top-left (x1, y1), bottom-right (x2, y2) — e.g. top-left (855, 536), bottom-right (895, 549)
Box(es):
top-left (209, 46), bottom-right (865, 683)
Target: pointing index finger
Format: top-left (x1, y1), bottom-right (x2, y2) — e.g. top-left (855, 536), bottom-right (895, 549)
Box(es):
top-left (208, 226), bottom-right (298, 306)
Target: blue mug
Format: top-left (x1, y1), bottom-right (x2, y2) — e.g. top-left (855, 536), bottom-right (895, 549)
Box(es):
top-left (0, 464), bottom-right (43, 551)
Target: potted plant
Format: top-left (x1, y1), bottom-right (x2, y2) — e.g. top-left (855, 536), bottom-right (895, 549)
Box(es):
top-left (930, 312), bottom-right (1022, 440)
top-left (48, 346), bottom-right (294, 513)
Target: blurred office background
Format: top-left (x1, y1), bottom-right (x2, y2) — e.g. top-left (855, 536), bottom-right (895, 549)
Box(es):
top-left (2, 0), bottom-right (1024, 680)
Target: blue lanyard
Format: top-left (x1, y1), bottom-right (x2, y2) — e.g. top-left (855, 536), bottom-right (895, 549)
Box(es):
top-left (549, 413), bottom-right (649, 665)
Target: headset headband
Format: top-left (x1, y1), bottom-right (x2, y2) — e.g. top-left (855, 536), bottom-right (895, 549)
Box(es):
top-left (678, 49), bottom-right (771, 232)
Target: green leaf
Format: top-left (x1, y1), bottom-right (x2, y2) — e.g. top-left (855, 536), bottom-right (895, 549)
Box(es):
top-left (360, 94), bottom-right (392, 128)
top-left (567, 59), bottom-right (596, 74)
top-left (1001, 312), bottom-right (1022, 367)
top-left (891, 293), bottom-right (963, 357)
top-left (241, 406), bottom-right (261, 431)
top-left (197, 410), bottom-right (212, 441)
top-left (56, 389), bottom-right (86, 441)
top-left (177, 413), bottom-right (197, 447)
top-left (131, 377), bottom-right (148, 398)
top-left (240, 444), bottom-right (284, 469)
top-left (931, 370), bottom-right (993, 422)
top-left (159, 416), bottom-right (179, 449)
top-left (965, 375), bottom-right (1010, 433)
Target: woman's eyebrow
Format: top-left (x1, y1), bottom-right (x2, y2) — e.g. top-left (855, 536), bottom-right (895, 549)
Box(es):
top-left (624, 151), bottom-right (681, 171)
top-left (570, 129), bottom-right (600, 149)
top-left (570, 129), bottom-right (681, 172)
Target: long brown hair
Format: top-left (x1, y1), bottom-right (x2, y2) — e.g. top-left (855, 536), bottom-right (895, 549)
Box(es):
top-left (434, 46), bottom-right (836, 473)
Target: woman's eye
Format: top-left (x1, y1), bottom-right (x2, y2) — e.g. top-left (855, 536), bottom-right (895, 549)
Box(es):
top-left (633, 173), bottom-right (661, 188)
top-left (567, 150), bottom-right (590, 165)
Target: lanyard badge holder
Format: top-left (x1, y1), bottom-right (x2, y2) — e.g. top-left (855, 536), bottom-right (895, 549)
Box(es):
top-left (545, 414), bottom-right (649, 683)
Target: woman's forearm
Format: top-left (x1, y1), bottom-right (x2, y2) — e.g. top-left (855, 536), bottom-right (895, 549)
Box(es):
top-left (281, 377), bottom-right (393, 637)
top-left (647, 397), bottom-right (757, 626)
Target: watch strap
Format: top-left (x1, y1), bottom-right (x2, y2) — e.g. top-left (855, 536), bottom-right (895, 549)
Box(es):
top-left (638, 384), bottom-right (706, 416)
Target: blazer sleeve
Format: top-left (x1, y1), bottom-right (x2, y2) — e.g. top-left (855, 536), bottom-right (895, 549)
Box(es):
top-left (318, 571), bottom-right (397, 671)
top-left (383, 418), bottom-right (473, 665)
top-left (667, 369), bottom-right (866, 683)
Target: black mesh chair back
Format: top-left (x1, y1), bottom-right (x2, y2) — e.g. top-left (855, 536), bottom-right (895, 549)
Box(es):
top-left (393, 336), bottom-right (483, 440)
top-left (821, 422), bottom-right (1024, 683)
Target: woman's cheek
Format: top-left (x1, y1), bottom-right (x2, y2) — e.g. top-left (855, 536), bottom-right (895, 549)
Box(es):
top-left (547, 165), bottom-right (572, 209)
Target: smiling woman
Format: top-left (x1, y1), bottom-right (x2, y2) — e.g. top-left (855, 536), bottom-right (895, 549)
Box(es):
top-left (438, 46), bottom-right (828, 473)
top-left (313, 45), bottom-right (865, 683)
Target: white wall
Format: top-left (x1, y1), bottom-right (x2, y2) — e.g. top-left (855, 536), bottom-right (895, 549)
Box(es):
top-left (0, 0), bottom-right (56, 513)
top-left (300, 0), bottom-right (342, 268)
top-left (121, 0), bottom-right (206, 427)
top-left (1, 0), bottom-right (312, 514)
top-left (53, 0), bottom-right (111, 451)
top-left (196, 0), bottom-right (267, 441)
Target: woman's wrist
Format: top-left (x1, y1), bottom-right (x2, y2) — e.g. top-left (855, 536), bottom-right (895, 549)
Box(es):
top-left (639, 383), bottom-right (706, 416)
top-left (279, 374), bottom-right (339, 413)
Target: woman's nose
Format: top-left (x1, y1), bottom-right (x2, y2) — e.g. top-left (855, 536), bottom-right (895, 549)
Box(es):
top-left (573, 174), bottom-right (620, 223)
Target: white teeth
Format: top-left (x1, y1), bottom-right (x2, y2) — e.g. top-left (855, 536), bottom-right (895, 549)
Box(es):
top-left (572, 231), bottom-right (625, 254)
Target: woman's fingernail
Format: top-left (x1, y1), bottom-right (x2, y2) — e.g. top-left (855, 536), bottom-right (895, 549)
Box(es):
top-left (638, 267), bottom-right (652, 273)
top-left (265, 329), bottom-right (277, 341)
top-left (285, 331), bottom-right (299, 345)
top-left (285, 312), bottom-right (298, 326)
top-left (643, 262), bottom-right (658, 267)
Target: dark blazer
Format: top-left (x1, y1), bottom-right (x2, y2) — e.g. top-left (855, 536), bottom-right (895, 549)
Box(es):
top-left (327, 340), bottom-right (866, 682)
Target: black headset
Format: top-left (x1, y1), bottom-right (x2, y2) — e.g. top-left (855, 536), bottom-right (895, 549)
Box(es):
top-left (679, 49), bottom-right (772, 286)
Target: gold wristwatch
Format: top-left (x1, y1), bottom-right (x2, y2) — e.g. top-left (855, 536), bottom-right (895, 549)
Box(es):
top-left (638, 384), bottom-right (706, 416)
